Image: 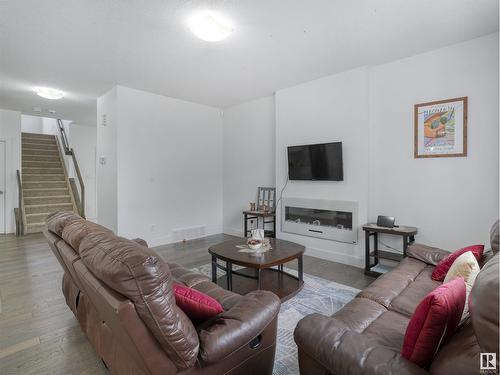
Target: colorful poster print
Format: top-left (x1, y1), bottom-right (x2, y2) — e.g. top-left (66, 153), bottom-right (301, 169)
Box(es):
top-left (414, 97), bottom-right (467, 158)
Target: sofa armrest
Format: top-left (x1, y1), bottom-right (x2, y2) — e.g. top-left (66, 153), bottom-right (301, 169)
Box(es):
top-left (294, 313), bottom-right (427, 375)
top-left (198, 290), bottom-right (280, 363)
top-left (406, 243), bottom-right (449, 266)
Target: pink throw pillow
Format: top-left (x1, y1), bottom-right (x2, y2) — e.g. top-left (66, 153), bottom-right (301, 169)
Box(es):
top-left (173, 284), bottom-right (224, 320)
top-left (402, 277), bottom-right (466, 367)
top-left (431, 245), bottom-right (484, 281)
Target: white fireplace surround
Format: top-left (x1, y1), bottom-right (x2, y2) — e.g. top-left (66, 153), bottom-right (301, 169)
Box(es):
top-left (281, 198), bottom-right (358, 244)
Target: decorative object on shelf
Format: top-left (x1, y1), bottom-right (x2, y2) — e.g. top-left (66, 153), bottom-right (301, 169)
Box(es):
top-left (250, 202), bottom-right (256, 211)
top-left (414, 96), bottom-right (467, 158)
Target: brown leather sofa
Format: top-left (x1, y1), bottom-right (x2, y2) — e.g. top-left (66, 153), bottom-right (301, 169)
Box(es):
top-left (294, 221), bottom-right (499, 375)
top-left (44, 211), bottom-right (280, 375)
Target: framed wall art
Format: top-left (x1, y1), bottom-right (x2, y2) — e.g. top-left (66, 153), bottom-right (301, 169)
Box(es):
top-left (414, 97), bottom-right (467, 158)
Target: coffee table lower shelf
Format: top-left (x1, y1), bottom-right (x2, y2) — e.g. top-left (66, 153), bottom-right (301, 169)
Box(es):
top-left (213, 266), bottom-right (304, 302)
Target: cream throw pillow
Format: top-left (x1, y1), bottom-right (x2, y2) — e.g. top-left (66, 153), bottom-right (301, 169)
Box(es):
top-left (443, 251), bottom-right (480, 322)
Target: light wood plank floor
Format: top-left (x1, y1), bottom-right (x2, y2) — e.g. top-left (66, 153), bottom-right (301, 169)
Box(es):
top-left (0, 233), bottom-right (374, 374)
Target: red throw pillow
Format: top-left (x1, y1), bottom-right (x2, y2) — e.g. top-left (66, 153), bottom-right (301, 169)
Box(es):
top-left (431, 245), bottom-right (484, 281)
top-left (402, 277), bottom-right (466, 367)
top-left (173, 284), bottom-right (224, 320)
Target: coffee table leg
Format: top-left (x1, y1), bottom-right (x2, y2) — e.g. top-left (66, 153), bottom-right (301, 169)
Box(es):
top-left (257, 269), bottom-right (262, 290)
top-left (298, 255), bottom-right (303, 283)
top-left (227, 261), bottom-right (232, 291)
top-left (211, 255), bottom-right (217, 283)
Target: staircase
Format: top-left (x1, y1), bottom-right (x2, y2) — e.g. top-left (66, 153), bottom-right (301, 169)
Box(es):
top-left (21, 132), bottom-right (76, 233)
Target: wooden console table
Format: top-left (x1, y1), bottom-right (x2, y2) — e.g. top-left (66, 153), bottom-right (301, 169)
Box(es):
top-left (363, 223), bottom-right (418, 277)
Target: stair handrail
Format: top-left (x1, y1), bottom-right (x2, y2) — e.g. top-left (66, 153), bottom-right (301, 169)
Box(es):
top-left (56, 119), bottom-right (85, 218)
top-left (15, 169), bottom-right (24, 235)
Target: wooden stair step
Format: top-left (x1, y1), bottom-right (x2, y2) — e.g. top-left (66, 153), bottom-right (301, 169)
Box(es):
top-left (22, 160), bottom-right (62, 168)
top-left (22, 167), bottom-right (64, 175)
top-left (21, 132), bottom-right (56, 140)
top-left (23, 188), bottom-right (69, 197)
top-left (24, 195), bottom-right (72, 205)
top-left (22, 154), bottom-right (61, 162)
top-left (22, 174), bottom-right (66, 182)
top-left (23, 181), bottom-right (67, 189)
top-left (21, 147), bottom-right (59, 156)
top-left (24, 203), bottom-right (74, 215)
top-left (25, 222), bottom-right (47, 234)
top-left (22, 138), bottom-right (56, 146)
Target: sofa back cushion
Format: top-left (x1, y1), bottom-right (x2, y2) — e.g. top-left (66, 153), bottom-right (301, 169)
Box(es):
top-left (62, 217), bottom-right (112, 251)
top-left (469, 254), bottom-right (499, 357)
top-left (79, 230), bottom-right (199, 369)
top-left (491, 220), bottom-right (499, 254)
top-left (47, 210), bottom-right (82, 237)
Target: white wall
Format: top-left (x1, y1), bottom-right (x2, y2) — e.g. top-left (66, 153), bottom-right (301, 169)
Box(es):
top-left (68, 124), bottom-right (97, 221)
top-left (369, 33), bottom-right (499, 250)
top-left (275, 67), bottom-right (370, 266)
top-left (0, 109), bottom-right (21, 234)
top-left (270, 33), bottom-right (498, 267)
top-left (96, 88), bottom-right (118, 231)
top-left (222, 96), bottom-right (276, 236)
top-left (97, 86), bottom-right (223, 246)
top-left (21, 115), bottom-right (60, 135)
top-left (21, 114), bottom-right (43, 133)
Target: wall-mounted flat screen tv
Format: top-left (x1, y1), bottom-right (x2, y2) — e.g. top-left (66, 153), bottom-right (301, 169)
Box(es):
top-left (287, 142), bottom-right (343, 181)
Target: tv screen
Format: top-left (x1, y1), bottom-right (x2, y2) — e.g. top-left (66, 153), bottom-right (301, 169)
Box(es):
top-left (287, 142), bottom-right (343, 181)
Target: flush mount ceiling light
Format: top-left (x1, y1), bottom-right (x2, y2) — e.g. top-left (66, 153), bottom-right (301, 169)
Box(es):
top-left (35, 87), bottom-right (64, 100)
top-left (189, 11), bottom-right (233, 42)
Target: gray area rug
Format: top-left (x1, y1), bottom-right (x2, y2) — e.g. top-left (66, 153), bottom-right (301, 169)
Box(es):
top-left (192, 264), bottom-right (360, 375)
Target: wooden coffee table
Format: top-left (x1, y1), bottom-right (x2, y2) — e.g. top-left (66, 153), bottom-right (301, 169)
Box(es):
top-left (208, 238), bottom-right (305, 301)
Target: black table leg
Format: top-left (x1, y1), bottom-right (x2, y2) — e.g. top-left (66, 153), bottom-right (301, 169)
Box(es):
top-left (374, 232), bottom-right (379, 264)
top-left (365, 230), bottom-right (371, 274)
top-left (403, 235), bottom-right (409, 256)
top-left (244, 213), bottom-right (248, 237)
top-left (211, 255), bottom-right (217, 283)
top-left (298, 255), bottom-right (303, 284)
top-left (227, 261), bottom-right (232, 291)
top-left (257, 269), bottom-right (262, 290)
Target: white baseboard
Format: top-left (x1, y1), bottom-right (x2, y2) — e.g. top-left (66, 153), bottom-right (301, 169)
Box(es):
top-left (147, 225), bottom-right (223, 247)
top-left (305, 246), bottom-right (364, 269)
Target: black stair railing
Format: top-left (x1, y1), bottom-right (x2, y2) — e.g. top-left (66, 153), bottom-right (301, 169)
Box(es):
top-left (15, 169), bottom-right (24, 236)
top-left (57, 119), bottom-right (85, 218)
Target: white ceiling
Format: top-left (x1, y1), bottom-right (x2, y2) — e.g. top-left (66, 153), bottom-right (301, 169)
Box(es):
top-left (0, 0), bottom-right (498, 125)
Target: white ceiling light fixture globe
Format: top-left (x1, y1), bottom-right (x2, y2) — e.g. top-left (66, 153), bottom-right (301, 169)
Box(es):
top-left (189, 12), bottom-right (233, 42)
top-left (35, 87), bottom-right (65, 100)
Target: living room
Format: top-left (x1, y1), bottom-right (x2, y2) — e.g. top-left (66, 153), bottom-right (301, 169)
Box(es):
top-left (0, 1), bottom-right (499, 375)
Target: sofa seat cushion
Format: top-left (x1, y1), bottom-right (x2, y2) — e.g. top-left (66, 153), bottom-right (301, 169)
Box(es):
top-left (169, 263), bottom-right (211, 288)
top-left (358, 257), bottom-right (428, 308)
top-left (363, 310), bottom-right (410, 351)
top-left (331, 297), bottom-right (387, 332)
top-left (389, 265), bottom-right (441, 317)
top-left (191, 280), bottom-right (243, 310)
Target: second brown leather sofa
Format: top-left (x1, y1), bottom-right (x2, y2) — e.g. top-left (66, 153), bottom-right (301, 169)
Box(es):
top-left (294, 221), bottom-right (500, 375)
top-left (44, 211), bottom-right (281, 375)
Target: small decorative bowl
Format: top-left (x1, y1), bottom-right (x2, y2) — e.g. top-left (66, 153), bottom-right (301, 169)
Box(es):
top-left (247, 239), bottom-right (262, 250)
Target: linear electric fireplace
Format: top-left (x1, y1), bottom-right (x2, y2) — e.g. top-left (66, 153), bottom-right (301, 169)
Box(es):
top-left (282, 198), bottom-right (358, 244)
